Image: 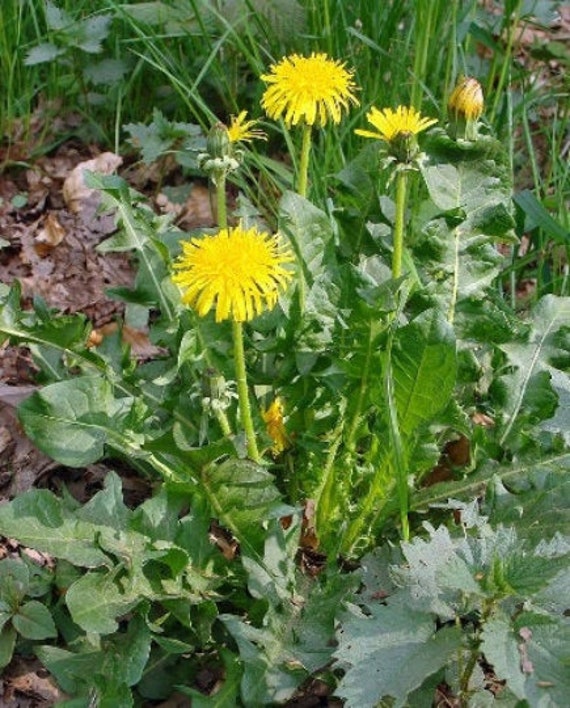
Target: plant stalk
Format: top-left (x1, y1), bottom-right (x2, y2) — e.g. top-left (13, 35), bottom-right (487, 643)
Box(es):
top-left (232, 319), bottom-right (261, 463)
top-left (392, 169), bottom-right (409, 279)
top-left (215, 171), bottom-right (228, 229)
top-left (297, 122), bottom-right (313, 198)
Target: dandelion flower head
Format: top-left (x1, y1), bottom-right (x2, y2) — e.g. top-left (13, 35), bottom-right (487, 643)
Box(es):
top-left (261, 52), bottom-right (359, 127)
top-left (227, 111), bottom-right (267, 143)
top-left (172, 225), bottom-right (294, 322)
top-left (355, 105), bottom-right (437, 142)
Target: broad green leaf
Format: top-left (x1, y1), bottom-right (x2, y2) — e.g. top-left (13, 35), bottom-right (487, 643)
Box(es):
top-left (0, 490), bottom-right (109, 567)
top-left (200, 458), bottom-right (284, 553)
top-left (65, 571), bottom-right (140, 635)
top-left (483, 610), bottom-right (570, 706)
top-left (540, 366), bottom-right (570, 445)
top-left (35, 645), bottom-right (100, 695)
top-left (415, 134), bottom-right (514, 318)
top-left (0, 558), bottom-right (30, 605)
top-left (334, 598), bottom-right (463, 708)
top-left (497, 295), bottom-right (570, 445)
top-left (78, 470), bottom-right (130, 530)
top-left (38, 616), bottom-right (150, 702)
top-left (411, 454), bottom-right (570, 540)
top-left (0, 625), bottom-right (17, 669)
top-left (12, 600), bottom-right (57, 640)
top-left (416, 216), bottom-right (504, 309)
top-left (84, 58), bottom-right (128, 86)
top-left (522, 618), bottom-right (570, 708)
top-left (278, 191), bottom-right (333, 285)
top-left (486, 468), bottom-right (570, 542)
top-left (104, 614), bottom-right (152, 687)
top-left (18, 376), bottom-right (138, 467)
top-left (392, 308), bottom-right (457, 436)
top-left (420, 136), bottom-right (513, 233)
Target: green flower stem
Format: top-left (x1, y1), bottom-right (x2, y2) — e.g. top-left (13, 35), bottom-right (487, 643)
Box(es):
top-left (392, 168), bottom-right (409, 279)
top-left (215, 171), bottom-right (228, 229)
top-left (297, 122), bottom-right (313, 198)
top-left (215, 408), bottom-right (233, 437)
top-left (232, 319), bottom-right (261, 463)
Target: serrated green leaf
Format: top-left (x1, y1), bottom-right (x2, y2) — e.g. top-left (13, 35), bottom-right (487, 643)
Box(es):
top-left (222, 520), bottom-right (357, 705)
top-left (392, 308), bottom-right (457, 436)
top-left (487, 470), bottom-right (570, 541)
top-left (17, 376), bottom-right (138, 466)
top-left (12, 600), bottom-right (57, 640)
top-left (394, 524), bottom-right (481, 618)
top-left (498, 295), bottom-right (570, 445)
top-left (72, 14), bottom-right (112, 54)
top-left (334, 598), bottom-right (463, 708)
top-left (83, 58), bottom-right (128, 86)
top-left (24, 42), bottom-right (65, 65)
top-left (200, 458), bottom-right (284, 553)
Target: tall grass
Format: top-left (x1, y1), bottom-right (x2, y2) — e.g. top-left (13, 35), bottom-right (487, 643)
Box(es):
top-left (1, 0), bottom-right (567, 298)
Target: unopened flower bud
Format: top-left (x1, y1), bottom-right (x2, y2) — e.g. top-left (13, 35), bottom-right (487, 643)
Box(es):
top-left (448, 77), bottom-right (484, 121)
top-left (206, 121), bottom-right (231, 160)
top-left (447, 77), bottom-right (484, 141)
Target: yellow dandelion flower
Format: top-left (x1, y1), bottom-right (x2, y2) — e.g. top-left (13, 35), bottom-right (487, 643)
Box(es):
top-left (262, 397), bottom-right (288, 454)
top-left (448, 77), bottom-right (484, 121)
top-left (261, 52), bottom-right (359, 127)
top-left (355, 105), bottom-right (438, 142)
top-left (172, 225), bottom-right (294, 323)
top-left (227, 111), bottom-right (266, 143)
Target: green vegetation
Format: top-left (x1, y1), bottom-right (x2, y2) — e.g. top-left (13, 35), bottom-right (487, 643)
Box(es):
top-left (0, 1), bottom-right (568, 705)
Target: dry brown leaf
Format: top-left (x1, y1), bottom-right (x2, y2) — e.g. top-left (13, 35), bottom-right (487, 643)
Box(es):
top-left (34, 212), bottom-right (66, 255)
top-left (62, 151), bottom-right (123, 213)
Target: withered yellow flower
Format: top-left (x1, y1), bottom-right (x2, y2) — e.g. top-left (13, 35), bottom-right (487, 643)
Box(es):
top-left (355, 105), bottom-right (438, 142)
top-left (172, 225), bottom-right (294, 322)
top-left (261, 52), bottom-right (359, 127)
top-left (448, 77), bottom-right (484, 121)
top-left (262, 397), bottom-right (288, 454)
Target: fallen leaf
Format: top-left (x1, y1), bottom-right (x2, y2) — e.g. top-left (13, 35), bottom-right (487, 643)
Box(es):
top-left (62, 151), bottom-right (123, 213)
top-left (34, 212), bottom-right (66, 255)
